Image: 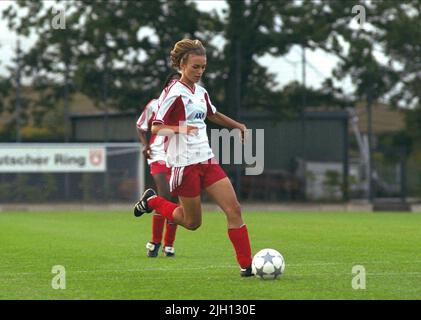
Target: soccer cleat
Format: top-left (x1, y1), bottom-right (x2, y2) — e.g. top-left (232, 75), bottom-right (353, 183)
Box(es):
top-left (134, 188), bottom-right (157, 217)
top-left (163, 246), bottom-right (175, 257)
top-left (240, 265), bottom-right (254, 277)
top-left (146, 242), bottom-right (161, 258)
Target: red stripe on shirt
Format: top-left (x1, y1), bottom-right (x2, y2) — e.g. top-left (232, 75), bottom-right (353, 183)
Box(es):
top-left (161, 95), bottom-right (186, 126)
top-left (204, 92), bottom-right (215, 116)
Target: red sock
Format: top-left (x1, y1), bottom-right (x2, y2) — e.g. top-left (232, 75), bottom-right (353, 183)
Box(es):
top-left (148, 196), bottom-right (178, 222)
top-left (151, 214), bottom-right (165, 244)
top-left (164, 221), bottom-right (178, 247)
top-left (228, 225), bottom-right (252, 269)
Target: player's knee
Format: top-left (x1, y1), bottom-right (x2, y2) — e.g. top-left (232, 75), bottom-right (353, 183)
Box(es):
top-left (184, 221), bottom-right (201, 231)
top-left (227, 201), bottom-right (242, 216)
top-left (156, 186), bottom-right (171, 200)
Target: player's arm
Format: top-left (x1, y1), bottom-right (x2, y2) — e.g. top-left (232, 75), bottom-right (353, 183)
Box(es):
top-left (152, 94), bottom-right (197, 136)
top-left (207, 112), bottom-right (245, 129)
top-left (207, 112), bottom-right (247, 143)
top-left (136, 127), bottom-right (151, 159)
top-left (151, 124), bottom-right (197, 136)
top-left (136, 101), bottom-right (155, 159)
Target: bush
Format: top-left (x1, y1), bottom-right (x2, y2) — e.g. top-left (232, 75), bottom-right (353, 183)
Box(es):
top-left (323, 170), bottom-right (341, 200)
top-left (20, 125), bottom-right (63, 142)
top-left (0, 174), bottom-right (57, 203)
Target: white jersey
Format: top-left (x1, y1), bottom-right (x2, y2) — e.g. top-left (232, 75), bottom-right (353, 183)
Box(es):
top-left (153, 80), bottom-right (217, 167)
top-left (136, 99), bottom-right (167, 165)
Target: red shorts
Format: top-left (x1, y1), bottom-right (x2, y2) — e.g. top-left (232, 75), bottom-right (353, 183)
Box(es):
top-left (169, 160), bottom-right (227, 197)
top-left (150, 160), bottom-right (171, 176)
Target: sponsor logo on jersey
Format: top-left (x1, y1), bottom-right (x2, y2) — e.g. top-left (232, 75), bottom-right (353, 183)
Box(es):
top-left (194, 112), bottom-right (205, 120)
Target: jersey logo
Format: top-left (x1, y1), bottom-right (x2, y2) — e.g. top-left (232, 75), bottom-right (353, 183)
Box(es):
top-left (194, 112), bottom-right (205, 120)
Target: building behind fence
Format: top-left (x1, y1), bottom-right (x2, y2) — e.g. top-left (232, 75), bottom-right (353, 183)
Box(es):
top-left (1, 104), bottom-right (416, 204)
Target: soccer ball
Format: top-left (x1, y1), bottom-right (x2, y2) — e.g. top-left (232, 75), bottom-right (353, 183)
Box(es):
top-left (252, 248), bottom-right (285, 280)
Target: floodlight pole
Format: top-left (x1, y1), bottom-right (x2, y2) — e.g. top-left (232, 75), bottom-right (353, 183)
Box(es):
top-left (366, 96), bottom-right (374, 202)
top-left (64, 60), bottom-right (71, 200)
top-left (302, 45), bottom-right (306, 94)
top-left (102, 49), bottom-right (110, 201)
top-left (15, 39), bottom-right (22, 143)
top-left (103, 55), bottom-right (109, 143)
top-left (64, 61), bottom-right (70, 142)
top-left (301, 44), bottom-right (307, 200)
top-left (235, 40), bottom-right (242, 198)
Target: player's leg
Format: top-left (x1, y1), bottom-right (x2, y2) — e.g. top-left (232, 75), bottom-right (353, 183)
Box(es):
top-left (154, 171), bottom-right (178, 256)
top-left (175, 195), bottom-right (202, 230)
top-left (146, 172), bottom-right (169, 257)
top-left (205, 174), bottom-right (253, 277)
top-left (205, 177), bottom-right (243, 227)
top-left (137, 164), bottom-right (203, 231)
top-left (143, 194), bottom-right (201, 230)
top-left (168, 165), bottom-right (202, 230)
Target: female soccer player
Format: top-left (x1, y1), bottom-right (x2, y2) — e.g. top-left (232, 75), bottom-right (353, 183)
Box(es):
top-left (134, 39), bottom-right (254, 277)
top-left (135, 72), bottom-right (181, 258)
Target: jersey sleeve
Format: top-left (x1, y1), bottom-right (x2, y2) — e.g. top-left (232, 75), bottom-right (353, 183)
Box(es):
top-left (153, 94), bottom-right (186, 126)
top-left (136, 100), bottom-right (155, 131)
top-left (204, 91), bottom-right (217, 116)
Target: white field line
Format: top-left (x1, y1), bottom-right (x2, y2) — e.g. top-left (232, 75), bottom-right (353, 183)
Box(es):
top-left (0, 260), bottom-right (421, 277)
top-left (1, 259), bottom-right (420, 272)
top-left (2, 273), bottom-right (421, 285)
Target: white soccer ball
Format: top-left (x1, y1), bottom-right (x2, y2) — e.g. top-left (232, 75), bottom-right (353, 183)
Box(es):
top-left (252, 248), bottom-right (285, 280)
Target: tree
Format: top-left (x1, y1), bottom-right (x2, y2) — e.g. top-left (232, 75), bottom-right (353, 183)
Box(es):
top-left (4, 0), bottom-right (416, 137)
top-left (0, 76), bottom-right (12, 117)
top-left (1, 0), bottom-right (219, 139)
top-left (2, 0), bottom-right (83, 140)
top-left (368, 1), bottom-right (421, 153)
top-left (369, 0), bottom-right (421, 109)
top-left (215, 0), bottom-right (362, 119)
top-left (0, 75), bottom-right (13, 140)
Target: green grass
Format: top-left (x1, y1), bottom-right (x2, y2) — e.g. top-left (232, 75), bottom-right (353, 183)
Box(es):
top-left (0, 210), bottom-right (420, 300)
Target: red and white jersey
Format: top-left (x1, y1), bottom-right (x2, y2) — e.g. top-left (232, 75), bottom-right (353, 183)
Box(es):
top-left (153, 80), bottom-right (217, 167)
top-left (136, 99), bottom-right (167, 165)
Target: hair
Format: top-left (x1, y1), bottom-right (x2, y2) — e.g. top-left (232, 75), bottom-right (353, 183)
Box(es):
top-left (163, 71), bottom-right (181, 88)
top-left (170, 39), bottom-right (206, 70)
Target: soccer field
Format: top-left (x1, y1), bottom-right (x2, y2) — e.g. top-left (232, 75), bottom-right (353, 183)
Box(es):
top-left (0, 210), bottom-right (420, 300)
